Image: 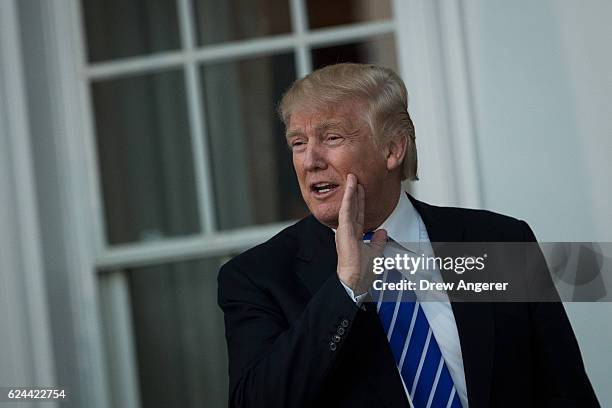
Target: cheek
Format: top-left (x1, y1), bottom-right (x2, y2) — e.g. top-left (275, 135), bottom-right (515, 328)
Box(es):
top-left (355, 169), bottom-right (382, 195)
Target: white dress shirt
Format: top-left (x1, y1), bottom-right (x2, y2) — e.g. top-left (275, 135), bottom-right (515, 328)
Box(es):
top-left (339, 192), bottom-right (469, 408)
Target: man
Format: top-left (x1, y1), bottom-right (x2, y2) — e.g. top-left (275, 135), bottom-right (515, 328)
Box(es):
top-left (217, 63), bottom-right (598, 407)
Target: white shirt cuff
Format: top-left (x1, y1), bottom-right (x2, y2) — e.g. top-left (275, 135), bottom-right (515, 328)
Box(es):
top-left (340, 280), bottom-right (369, 306)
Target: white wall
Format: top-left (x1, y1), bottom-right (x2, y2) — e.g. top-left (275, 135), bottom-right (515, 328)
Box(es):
top-left (462, 0), bottom-right (612, 404)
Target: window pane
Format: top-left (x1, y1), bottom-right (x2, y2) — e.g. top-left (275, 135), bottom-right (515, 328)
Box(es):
top-left (81, 0), bottom-right (181, 62)
top-left (306, 0), bottom-right (391, 30)
top-left (193, 0), bottom-right (292, 46)
top-left (121, 258), bottom-right (227, 408)
top-left (92, 70), bottom-right (200, 244)
top-left (201, 53), bottom-right (309, 230)
top-left (311, 34), bottom-right (398, 71)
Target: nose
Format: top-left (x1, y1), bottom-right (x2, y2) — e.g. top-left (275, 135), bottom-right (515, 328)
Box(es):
top-left (303, 143), bottom-right (327, 171)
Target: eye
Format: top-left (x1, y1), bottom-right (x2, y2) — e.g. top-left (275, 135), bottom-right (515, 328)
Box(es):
top-left (325, 134), bottom-right (343, 144)
top-left (289, 140), bottom-right (306, 151)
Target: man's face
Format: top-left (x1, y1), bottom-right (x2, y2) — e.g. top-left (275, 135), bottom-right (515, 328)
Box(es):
top-left (286, 102), bottom-right (390, 228)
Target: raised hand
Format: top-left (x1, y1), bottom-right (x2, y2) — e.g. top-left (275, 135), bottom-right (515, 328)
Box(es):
top-left (336, 174), bottom-right (387, 295)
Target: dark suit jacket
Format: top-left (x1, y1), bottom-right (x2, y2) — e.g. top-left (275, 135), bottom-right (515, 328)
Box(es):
top-left (218, 196), bottom-right (598, 407)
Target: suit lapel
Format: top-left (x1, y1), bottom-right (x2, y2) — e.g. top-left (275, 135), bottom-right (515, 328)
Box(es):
top-left (295, 216), bottom-right (337, 296)
top-left (409, 195), bottom-right (495, 408)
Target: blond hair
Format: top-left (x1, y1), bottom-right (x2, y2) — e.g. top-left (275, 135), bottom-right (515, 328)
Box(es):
top-left (279, 63), bottom-right (418, 181)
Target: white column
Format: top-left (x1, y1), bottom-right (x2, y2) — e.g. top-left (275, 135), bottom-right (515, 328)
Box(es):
top-left (15, 0), bottom-right (113, 406)
top-left (393, 0), bottom-right (482, 208)
top-left (0, 0), bottom-right (56, 405)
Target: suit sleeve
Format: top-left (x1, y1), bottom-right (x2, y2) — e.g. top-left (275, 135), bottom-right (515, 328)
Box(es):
top-left (218, 261), bottom-right (361, 408)
top-left (520, 221), bottom-right (600, 407)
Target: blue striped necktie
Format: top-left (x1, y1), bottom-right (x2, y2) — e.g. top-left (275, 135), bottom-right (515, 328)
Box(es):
top-left (364, 232), bottom-right (462, 408)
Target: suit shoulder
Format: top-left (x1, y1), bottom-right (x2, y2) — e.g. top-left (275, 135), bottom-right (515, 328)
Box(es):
top-left (417, 200), bottom-right (530, 240)
top-left (218, 216), bottom-right (311, 279)
top-left (442, 204), bottom-right (524, 227)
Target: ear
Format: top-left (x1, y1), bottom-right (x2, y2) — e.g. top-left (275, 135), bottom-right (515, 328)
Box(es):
top-left (385, 133), bottom-right (407, 172)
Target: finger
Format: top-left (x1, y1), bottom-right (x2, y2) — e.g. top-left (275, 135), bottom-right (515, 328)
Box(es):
top-left (357, 183), bottom-right (365, 227)
top-left (339, 174), bottom-right (356, 225)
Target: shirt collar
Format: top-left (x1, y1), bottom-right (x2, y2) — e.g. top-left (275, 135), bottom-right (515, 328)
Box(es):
top-left (378, 192), bottom-right (421, 253)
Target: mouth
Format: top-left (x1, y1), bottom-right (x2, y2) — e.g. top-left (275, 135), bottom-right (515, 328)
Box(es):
top-left (310, 181), bottom-right (340, 198)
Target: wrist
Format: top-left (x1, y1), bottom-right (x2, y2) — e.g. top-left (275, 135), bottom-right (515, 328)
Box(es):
top-left (337, 269), bottom-right (369, 295)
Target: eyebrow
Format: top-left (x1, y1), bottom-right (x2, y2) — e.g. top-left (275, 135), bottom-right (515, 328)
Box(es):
top-left (285, 129), bottom-right (305, 140)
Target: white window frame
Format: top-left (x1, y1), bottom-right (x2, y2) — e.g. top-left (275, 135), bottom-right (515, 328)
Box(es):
top-left (83, 0), bottom-right (398, 269)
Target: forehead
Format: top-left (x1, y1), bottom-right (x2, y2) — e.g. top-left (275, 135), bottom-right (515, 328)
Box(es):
top-left (286, 100), bottom-right (367, 133)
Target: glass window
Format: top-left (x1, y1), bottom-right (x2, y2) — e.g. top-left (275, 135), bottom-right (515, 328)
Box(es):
top-left (193, 0), bottom-right (292, 46)
top-left (91, 70), bottom-right (200, 244)
top-left (306, 0), bottom-right (392, 29)
top-left (114, 258), bottom-right (228, 408)
top-left (201, 53), bottom-right (309, 230)
top-left (311, 34), bottom-right (398, 71)
top-left (81, 0), bottom-right (181, 62)
top-left (80, 1), bottom-right (402, 407)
